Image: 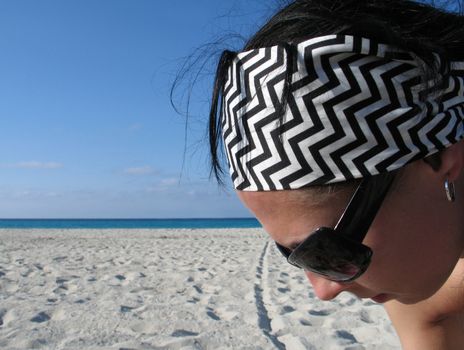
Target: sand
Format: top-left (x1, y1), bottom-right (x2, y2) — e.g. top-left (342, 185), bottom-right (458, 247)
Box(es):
top-left (0, 228), bottom-right (400, 349)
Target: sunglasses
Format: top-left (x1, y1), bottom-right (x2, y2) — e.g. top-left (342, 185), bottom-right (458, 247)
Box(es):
top-left (275, 171), bottom-right (396, 282)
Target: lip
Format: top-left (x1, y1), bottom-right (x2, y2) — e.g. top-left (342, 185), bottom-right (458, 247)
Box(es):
top-left (370, 293), bottom-right (390, 303)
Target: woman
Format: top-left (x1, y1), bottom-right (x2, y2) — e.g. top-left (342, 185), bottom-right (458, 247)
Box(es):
top-left (207, 0), bottom-right (464, 348)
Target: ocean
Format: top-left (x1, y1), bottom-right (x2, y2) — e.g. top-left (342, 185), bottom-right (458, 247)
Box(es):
top-left (0, 218), bottom-right (261, 229)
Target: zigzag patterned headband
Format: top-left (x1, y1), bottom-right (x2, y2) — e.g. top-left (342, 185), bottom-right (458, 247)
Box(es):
top-left (221, 34), bottom-right (464, 191)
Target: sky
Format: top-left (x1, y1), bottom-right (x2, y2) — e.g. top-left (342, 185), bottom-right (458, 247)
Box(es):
top-left (0, 0), bottom-right (280, 218)
top-left (0, 1), bottom-right (459, 219)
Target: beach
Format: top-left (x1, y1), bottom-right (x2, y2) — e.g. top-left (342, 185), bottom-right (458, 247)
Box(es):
top-left (0, 229), bottom-right (400, 349)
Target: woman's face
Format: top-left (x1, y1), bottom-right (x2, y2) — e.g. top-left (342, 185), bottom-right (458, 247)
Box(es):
top-left (237, 159), bottom-right (464, 305)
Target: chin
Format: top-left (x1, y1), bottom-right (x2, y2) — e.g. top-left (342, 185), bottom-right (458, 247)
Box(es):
top-left (393, 291), bottom-right (437, 305)
top-left (370, 294), bottom-right (393, 304)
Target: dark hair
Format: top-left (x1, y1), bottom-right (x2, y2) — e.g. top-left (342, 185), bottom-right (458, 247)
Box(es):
top-left (208, 0), bottom-right (464, 187)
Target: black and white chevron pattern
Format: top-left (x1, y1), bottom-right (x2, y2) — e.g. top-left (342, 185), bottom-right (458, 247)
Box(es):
top-left (221, 34), bottom-right (464, 191)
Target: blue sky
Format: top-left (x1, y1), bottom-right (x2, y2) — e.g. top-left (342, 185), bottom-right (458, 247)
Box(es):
top-left (0, 1), bottom-right (457, 218)
top-left (0, 0), bottom-right (277, 218)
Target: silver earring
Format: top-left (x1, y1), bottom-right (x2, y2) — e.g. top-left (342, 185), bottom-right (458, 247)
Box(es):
top-left (445, 178), bottom-right (456, 202)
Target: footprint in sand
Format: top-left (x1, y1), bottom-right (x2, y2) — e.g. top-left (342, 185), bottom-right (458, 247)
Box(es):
top-left (345, 346), bottom-right (366, 350)
top-left (334, 329), bottom-right (358, 344)
top-left (19, 267), bottom-right (34, 278)
top-left (359, 310), bottom-right (374, 324)
top-left (108, 274), bottom-right (130, 286)
top-left (171, 329), bottom-right (199, 337)
top-left (53, 256), bottom-right (67, 263)
top-left (299, 318), bottom-right (312, 326)
top-left (30, 311), bottom-right (51, 323)
top-left (308, 309), bottom-right (332, 316)
top-left (0, 309), bottom-right (6, 326)
top-left (56, 277), bottom-right (69, 284)
top-left (206, 307), bottom-right (221, 321)
top-left (115, 274), bottom-right (126, 281)
top-left (56, 275), bottom-right (79, 284)
top-left (33, 263), bottom-right (44, 271)
top-left (120, 305), bottom-right (141, 313)
top-left (282, 305), bottom-right (295, 314)
top-left (305, 309), bottom-right (333, 326)
top-left (53, 285), bottom-right (68, 295)
top-left (192, 285), bottom-right (203, 294)
top-left (53, 277), bottom-right (79, 295)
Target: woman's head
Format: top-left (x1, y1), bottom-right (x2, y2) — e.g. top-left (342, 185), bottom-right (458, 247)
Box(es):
top-left (209, 0), bottom-right (464, 185)
top-left (238, 145), bottom-right (464, 304)
top-left (244, 0), bottom-right (464, 56)
top-left (208, 0), bottom-right (464, 303)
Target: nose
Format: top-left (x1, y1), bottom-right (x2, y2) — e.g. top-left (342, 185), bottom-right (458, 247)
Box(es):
top-left (304, 271), bottom-right (350, 300)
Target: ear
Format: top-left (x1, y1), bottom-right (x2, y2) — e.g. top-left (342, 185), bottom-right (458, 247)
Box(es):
top-left (432, 140), bottom-right (464, 181)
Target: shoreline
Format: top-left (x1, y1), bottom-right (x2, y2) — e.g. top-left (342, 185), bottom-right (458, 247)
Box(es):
top-left (0, 218), bottom-right (261, 230)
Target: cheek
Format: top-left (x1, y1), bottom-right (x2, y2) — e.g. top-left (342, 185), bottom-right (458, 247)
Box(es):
top-left (363, 203), bottom-right (463, 299)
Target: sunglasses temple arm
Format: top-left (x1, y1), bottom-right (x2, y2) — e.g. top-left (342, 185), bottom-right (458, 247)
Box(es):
top-left (334, 172), bottom-right (396, 242)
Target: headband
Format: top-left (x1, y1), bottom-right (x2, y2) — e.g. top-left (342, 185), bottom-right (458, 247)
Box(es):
top-left (221, 34), bottom-right (464, 191)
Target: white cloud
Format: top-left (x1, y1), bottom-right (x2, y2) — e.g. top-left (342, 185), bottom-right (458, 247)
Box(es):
top-left (124, 166), bottom-right (155, 175)
top-left (10, 190), bottom-right (61, 199)
top-left (145, 177), bottom-right (180, 193)
top-left (7, 161), bottom-right (63, 169)
top-left (15, 190), bottom-right (33, 198)
top-left (160, 178), bottom-right (178, 186)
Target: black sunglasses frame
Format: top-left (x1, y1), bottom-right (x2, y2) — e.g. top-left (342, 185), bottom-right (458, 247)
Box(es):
top-left (275, 171), bottom-right (396, 282)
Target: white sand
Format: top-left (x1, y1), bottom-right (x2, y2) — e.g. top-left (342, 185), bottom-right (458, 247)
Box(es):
top-left (0, 229), bottom-right (400, 349)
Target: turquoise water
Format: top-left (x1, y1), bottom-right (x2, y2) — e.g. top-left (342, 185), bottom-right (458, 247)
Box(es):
top-left (0, 218), bottom-right (261, 229)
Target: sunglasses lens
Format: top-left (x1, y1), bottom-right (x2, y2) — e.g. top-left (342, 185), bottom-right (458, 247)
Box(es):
top-left (287, 227), bottom-right (372, 282)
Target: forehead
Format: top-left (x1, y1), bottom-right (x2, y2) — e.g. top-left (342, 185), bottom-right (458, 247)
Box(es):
top-left (237, 186), bottom-right (354, 213)
top-left (237, 188), bottom-right (353, 245)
